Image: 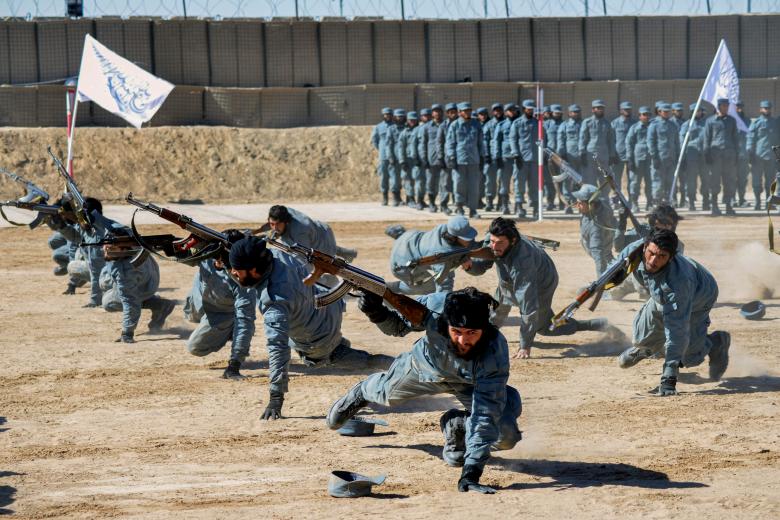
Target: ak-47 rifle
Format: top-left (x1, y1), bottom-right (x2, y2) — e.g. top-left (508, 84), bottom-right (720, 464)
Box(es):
top-left (125, 193), bottom-right (232, 266)
top-left (549, 154), bottom-right (649, 331)
top-left (0, 200), bottom-right (80, 229)
top-left (543, 148), bottom-right (584, 184)
top-left (0, 167), bottom-right (51, 228)
top-left (406, 235), bottom-right (560, 271)
top-left (47, 147), bottom-right (92, 232)
top-left (81, 233), bottom-right (181, 266)
top-left (267, 237), bottom-right (429, 327)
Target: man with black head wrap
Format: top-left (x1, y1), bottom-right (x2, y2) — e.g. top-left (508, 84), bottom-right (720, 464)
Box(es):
top-left (229, 236), bottom-right (377, 420)
top-left (612, 229), bottom-right (729, 396)
top-left (327, 287), bottom-right (523, 495)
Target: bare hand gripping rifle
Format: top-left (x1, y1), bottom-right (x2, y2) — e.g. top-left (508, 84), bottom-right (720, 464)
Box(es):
top-left (0, 167), bottom-right (51, 228)
top-left (549, 154), bottom-right (649, 331)
top-left (266, 237), bottom-right (429, 328)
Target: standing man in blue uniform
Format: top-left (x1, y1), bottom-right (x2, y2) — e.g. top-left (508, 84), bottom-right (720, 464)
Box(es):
top-left (679, 104), bottom-right (708, 211)
top-left (446, 102), bottom-right (485, 218)
top-left (482, 103), bottom-right (504, 212)
top-left (612, 101), bottom-right (637, 198)
top-left (702, 98), bottom-right (739, 216)
top-left (579, 99), bottom-right (618, 186)
top-left (747, 101), bottom-right (780, 211)
top-left (438, 103), bottom-right (459, 215)
top-left (557, 104), bottom-right (583, 214)
top-left (647, 103), bottom-right (680, 205)
top-left (370, 107), bottom-right (393, 206)
top-left (422, 104), bottom-right (445, 213)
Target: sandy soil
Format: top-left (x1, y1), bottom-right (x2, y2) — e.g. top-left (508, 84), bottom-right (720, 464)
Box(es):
top-left (0, 127), bottom-right (375, 204)
top-left (0, 214), bottom-right (779, 519)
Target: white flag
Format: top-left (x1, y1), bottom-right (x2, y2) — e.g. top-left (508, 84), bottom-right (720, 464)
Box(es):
top-left (699, 39), bottom-right (748, 133)
top-left (76, 34), bottom-right (174, 128)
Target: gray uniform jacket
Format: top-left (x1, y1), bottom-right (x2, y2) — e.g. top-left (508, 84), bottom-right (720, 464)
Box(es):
top-left (647, 118), bottom-right (681, 163)
top-left (482, 117), bottom-right (503, 160)
top-left (254, 257), bottom-right (344, 394)
top-left (510, 114), bottom-right (542, 162)
top-left (446, 117), bottom-right (483, 165)
top-left (190, 259), bottom-right (257, 358)
top-left (579, 116), bottom-right (617, 162)
top-left (469, 236), bottom-right (558, 348)
top-left (374, 291), bottom-right (510, 471)
top-left (397, 126), bottom-right (416, 166)
top-left (277, 207), bottom-right (338, 256)
top-left (545, 118), bottom-right (563, 155)
top-left (702, 114), bottom-right (739, 153)
top-left (390, 223), bottom-right (463, 292)
top-left (680, 117), bottom-right (705, 158)
top-left (492, 116), bottom-right (517, 160)
top-left (557, 118), bottom-right (582, 159)
top-left (747, 114), bottom-right (780, 160)
top-left (77, 211), bottom-right (126, 305)
top-left (371, 120), bottom-right (391, 161)
top-left (625, 121), bottom-right (651, 163)
top-left (385, 123), bottom-right (404, 164)
top-left (423, 120), bottom-right (445, 166)
top-left (612, 116), bottom-right (638, 161)
top-left (580, 202), bottom-right (617, 275)
top-left (613, 240), bottom-right (718, 373)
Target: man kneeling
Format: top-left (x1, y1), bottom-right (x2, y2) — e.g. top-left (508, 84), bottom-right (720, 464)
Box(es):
top-left (327, 287), bottom-right (522, 494)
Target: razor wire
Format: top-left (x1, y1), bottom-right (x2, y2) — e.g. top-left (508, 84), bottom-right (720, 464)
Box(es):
top-left (2, 0), bottom-right (780, 19)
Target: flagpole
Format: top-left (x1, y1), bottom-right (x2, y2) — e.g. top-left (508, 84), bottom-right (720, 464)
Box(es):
top-left (65, 78), bottom-right (78, 178)
top-left (537, 84), bottom-right (544, 222)
top-left (669, 39), bottom-right (725, 203)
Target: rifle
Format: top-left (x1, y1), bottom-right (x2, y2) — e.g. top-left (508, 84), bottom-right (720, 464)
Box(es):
top-left (47, 147), bottom-right (92, 232)
top-left (0, 200), bottom-right (79, 229)
top-left (125, 193), bottom-right (230, 266)
top-left (81, 233), bottom-right (180, 266)
top-left (406, 235), bottom-right (560, 270)
top-left (267, 236), bottom-right (429, 327)
top-left (592, 153), bottom-right (643, 232)
top-left (549, 242), bottom-right (644, 330)
top-left (0, 168), bottom-right (51, 228)
top-left (543, 148), bottom-right (583, 184)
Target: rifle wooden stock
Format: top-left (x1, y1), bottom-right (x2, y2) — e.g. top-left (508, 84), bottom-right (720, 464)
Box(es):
top-left (382, 288), bottom-right (429, 327)
top-left (410, 246), bottom-right (495, 269)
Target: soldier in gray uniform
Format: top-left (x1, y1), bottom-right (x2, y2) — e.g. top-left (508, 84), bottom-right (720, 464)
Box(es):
top-left (679, 104), bottom-right (708, 211)
top-left (386, 215), bottom-right (478, 295)
top-left (446, 102), bottom-right (485, 218)
top-left (579, 99), bottom-right (618, 186)
top-left (625, 106), bottom-right (654, 212)
top-left (370, 107), bottom-right (393, 206)
top-left (747, 100), bottom-right (780, 211)
top-left (482, 103), bottom-right (504, 212)
top-left (510, 99), bottom-right (541, 218)
top-left (545, 104), bottom-right (565, 209)
top-left (385, 108), bottom-right (407, 207)
top-left (647, 103), bottom-right (680, 205)
top-left (476, 107), bottom-right (489, 208)
top-left (614, 229), bottom-right (730, 396)
top-left (267, 205), bottom-right (357, 262)
top-left (398, 110), bottom-right (420, 208)
top-left (229, 237), bottom-right (376, 420)
top-left (491, 103), bottom-right (519, 215)
top-left (415, 108), bottom-right (433, 210)
top-left (670, 102), bottom-right (686, 132)
top-left (735, 101), bottom-right (751, 208)
top-left (703, 98), bottom-right (739, 216)
top-left (557, 104), bottom-right (583, 213)
top-left (421, 104), bottom-right (446, 212)
top-left (438, 102), bottom-right (460, 215)
top-left (183, 257), bottom-right (257, 379)
top-left (327, 287), bottom-right (522, 494)
top-left (611, 101), bottom-right (637, 197)
top-left (466, 218), bottom-right (607, 359)
top-left (572, 184), bottom-right (617, 277)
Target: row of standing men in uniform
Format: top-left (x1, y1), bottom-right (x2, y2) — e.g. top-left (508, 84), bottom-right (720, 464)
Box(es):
top-left (371, 98), bottom-right (780, 218)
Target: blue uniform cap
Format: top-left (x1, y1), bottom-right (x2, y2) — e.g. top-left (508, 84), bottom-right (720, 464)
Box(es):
top-left (337, 417), bottom-right (389, 437)
top-left (491, 102), bottom-right (504, 111)
top-left (445, 102), bottom-right (458, 111)
top-left (672, 102), bottom-right (684, 110)
top-left (716, 98), bottom-right (729, 105)
top-left (619, 101), bottom-right (632, 110)
top-left (760, 100), bottom-right (772, 109)
top-left (476, 106), bottom-right (488, 114)
top-left (542, 105), bottom-right (550, 112)
top-left (521, 99), bottom-right (535, 109)
top-left (638, 106), bottom-right (651, 114)
top-left (381, 107), bottom-right (392, 115)
top-left (568, 104), bottom-right (581, 112)
top-left (420, 108), bottom-right (432, 116)
top-left (551, 104), bottom-right (563, 113)
top-left (659, 103), bottom-right (672, 112)
top-left (572, 184), bottom-right (599, 201)
top-left (446, 215), bottom-right (478, 241)
top-left (654, 100), bottom-right (665, 108)
top-left (328, 471), bottom-right (387, 498)
top-left (504, 103), bottom-right (518, 111)
top-left (457, 101), bottom-right (472, 111)
top-left (431, 103), bottom-right (443, 111)
top-left (393, 108), bottom-right (406, 117)
top-left (737, 100), bottom-right (744, 107)
top-left (740, 300), bottom-right (766, 320)
top-left (591, 99), bottom-right (605, 108)
top-left (407, 111), bottom-right (418, 120)
top-left (689, 103), bottom-right (699, 112)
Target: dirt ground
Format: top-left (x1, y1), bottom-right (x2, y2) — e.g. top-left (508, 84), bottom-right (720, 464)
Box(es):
top-left (1, 213), bottom-right (779, 519)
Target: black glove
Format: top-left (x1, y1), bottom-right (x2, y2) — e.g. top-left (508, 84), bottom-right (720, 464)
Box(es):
top-left (457, 465), bottom-right (496, 494)
top-left (115, 330), bottom-right (135, 344)
top-left (358, 290), bottom-right (390, 323)
top-left (261, 391), bottom-right (284, 420)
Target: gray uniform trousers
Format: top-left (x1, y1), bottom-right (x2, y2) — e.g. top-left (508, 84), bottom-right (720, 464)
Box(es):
top-left (628, 159), bottom-right (652, 203)
top-left (483, 160), bottom-right (499, 199)
top-left (412, 165), bottom-right (426, 201)
top-left (426, 165), bottom-right (442, 198)
top-left (685, 155), bottom-right (708, 202)
top-left (513, 160), bottom-right (538, 205)
top-left (632, 298), bottom-right (714, 368)
top-left (377, 159), bottom-right (392, 194)
top-left (752, 158), bottom-right (777, 197)
top-left (492, 161), bottom-right (513, 198)
top-left (401, 164), bottom-right (414, 198)
top-left (561, 157), bottom-right (581, 202)
top-left (360, 351), bottom-right (522, 452)
top-left (440, 167), bottom-right (454, 206)
top-left (490, 286), bottom-right (579, 343)
top-left (453, 163), bottom-right (481, 211)
top-left (183, 297), bottom-right (243, 360)
top-left (651, 158), bottom-right (675, 202)
top-left (709, 150), bottom-right (737, 200)
top-left (49, 232), bottom-right (70, 268)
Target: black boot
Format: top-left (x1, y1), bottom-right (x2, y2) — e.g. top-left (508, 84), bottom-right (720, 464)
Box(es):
top-left (381, 192), bottom-right (388, 206)
top-left (702, 196), bottom-right (711, 211)
top-left (326, 382), bottom-right (368, 430)
top-left (515, 202), bottom-right (526, 218)
top-left (417, 194), bottom-right (427, 210)
top-left (455, 203), bottom-right (465, 216)
top-left (405, 195), bottom-right (415, 208)
top-left (392, 192), bottom-right (402, 207)
top-left (149, 298), bottom-right (176, 332)
top-left (711, 201), bottom-right (722, 216)
top-left (725, 202), bottom-right (736, 216)
top-left (222, 359), bottom-right (245, 379)
top-left (478, 198), bottom-right (485, 210)
top-left (754, 191), bottom-right (762, 211)
top-left (428, 194), bottom-right (438, 212)
top-left (485, 197), bottom-right (495, 212)
top-left (501, 195), bottom-right (511, 215)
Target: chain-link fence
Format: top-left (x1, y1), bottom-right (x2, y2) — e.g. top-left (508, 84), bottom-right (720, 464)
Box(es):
top-left (2, 1), bottom-right (780, 19)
